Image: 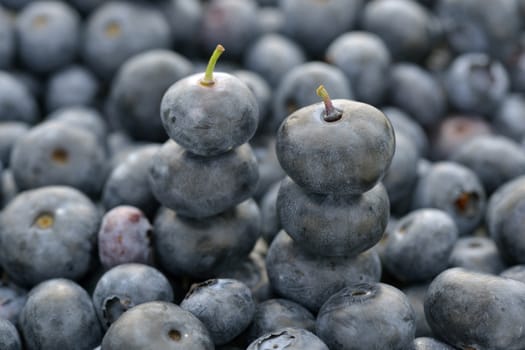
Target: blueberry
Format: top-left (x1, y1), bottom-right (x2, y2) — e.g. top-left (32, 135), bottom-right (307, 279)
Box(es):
top-left (0, 5), bottom-right (14, 70)
top-left (199, 0), bottom-right (259, 60)
top-left (215, 245), bottom-right (272, 302)
top-left (97, 206), bottom-right (153, 269)
top-left (45, 65), bottom-right (99, 113)
top-left (382, 106), bottom-right (429, 157)
top-left (266, 231), bottom-right (381, 312)
top-left (0, 122), bottom-right (29, 167)
top-left (316, 282), bottom-right (416, 350)
top-left (425, 268), bottom-right (525, 350)
top-left (82, 1), bottom-right (171, 79)
top-left (412, 161), bottom-right (486, 236)
top-left (233, 70), bottom-right (272, 132)
top-left (413, 337), bottom-right (455, 350)
top-left (15, 1), bottom-right (80, 74)
top-left (19, 278), bottom-right (102, 350)
top-left (246, 328), bottom-right (329, 350)
top-left (153, 199), bottom-right (260, 279)
top-left (388, 63), bottom-right (447, 128)
top-left (486, 175), bottom-right (525, 264)
top-left (446, 53), bottom-right (509, 116)
top-left (0, 318), bottom-right (21, 350)
top-left (361, 0), bottom-right (438, 61)
top-left (10, 120), bottom-right (108, 198)
top-left (0, 186), bottom-right (100, 287)
top-left (276, 87), bottom-right (395, 195)
top-left (0, 72), bottom-right (38, 124)
top-left (243, 33), bottom-right (306, 88)
top-left (383, 208), bottom-right (458, 282)
top-left (448, 236), bottom-right (506, 275)
top-left (161, 0), bottom-right (203, 54)
top-left (493, 94), bottom-right (525, 142)
top-left (47, 107), bottom-right (108, 148)
top-left (279, 0), bottom-right (363, 57)
top-left (245, 298), bottom-right (315, 344)
top-left (278, 177), bottom-right (389, 257)
top-left (430, 115), bottom-right (493, 161)
top-left (102, 301), bottom-right (214, 350)
top-left (270, 62), bottom-right (353, 133)
top-left (161, 46), bottom-right (258, 156)
top-left (181, 278), bottom-right (255, 345)
top-left (437, 0), bottom-right (521, 60)
top-left (382, 133), bottom-right (420, 213)
top-left (108, 49), bottom-right (192, 142)
top-left (326, 31), bottom-right (391, 105)
top-left (102, 144), bottom-right (160, 218)
top-left (450, 135), bottom-right (525, 195)
top-left (92, 263), bottom-right (174, 330)
top-left (149, 141), bottom-right (259, 218)
top-left (256, 6), bottom-right (284, 35)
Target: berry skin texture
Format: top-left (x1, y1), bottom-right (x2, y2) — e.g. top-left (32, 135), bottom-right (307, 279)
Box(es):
top-left (97, 206), bottom-right (153, 270)
top-left (276, 99), bottom-right (395, 195)
top-left (160, 71), bottom-right (259, 157)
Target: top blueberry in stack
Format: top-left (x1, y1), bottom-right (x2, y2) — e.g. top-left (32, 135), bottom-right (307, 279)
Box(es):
top-left (160, 44), bottom-right (258, 157)
top-left (277, 85), bottom-right (395, 196)
top-left (274, 85), bottom-right (395, 257)
top-left (150, 44), bottom-right (260, 219)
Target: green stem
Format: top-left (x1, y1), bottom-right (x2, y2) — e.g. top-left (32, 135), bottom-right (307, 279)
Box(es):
top-left (316, 85), bottom-right (342, 122)
top-left (200, 44), bottom-right (225, 86)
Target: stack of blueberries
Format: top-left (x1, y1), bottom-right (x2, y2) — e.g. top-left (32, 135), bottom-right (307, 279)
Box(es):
top-left (2, 0), bottom-right (525, 349)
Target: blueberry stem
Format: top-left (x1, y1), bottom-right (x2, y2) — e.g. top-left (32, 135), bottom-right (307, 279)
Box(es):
top-left (316, 85), bottom-right (342, 122)
top-left (201, 44), bottom-right (225, 86)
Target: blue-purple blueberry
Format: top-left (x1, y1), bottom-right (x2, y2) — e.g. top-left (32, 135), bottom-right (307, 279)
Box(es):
top-left (276, 97), bottom-right (395, 195)
top-left (181, 278), bottom-right (255, 345)
top-left (316, 282), bottom-right (416, 350)
top-left (425, 268), bottom-right (525, 350)
top-left (19, 278), bottom-right (102, 350)
top-left (247, 328), bottom-right (328, 350)
top-left (92, 263), bottom-right (173, 330)
top-left (149, 141), bottom-right (259, 218)
top-left (101, 301), bottom-right (214, 350)
top-left (278, 177), bottom-right (389, 257)
top-left (153, 199), bottom-right (260, 279)
top-left (266, 231), bottom-right (382, 312)
top-left (0, 186), bottom-right (100, 287)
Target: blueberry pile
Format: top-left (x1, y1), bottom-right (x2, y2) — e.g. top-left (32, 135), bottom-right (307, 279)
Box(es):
top-left (2, 0), bottom-right (525, 349)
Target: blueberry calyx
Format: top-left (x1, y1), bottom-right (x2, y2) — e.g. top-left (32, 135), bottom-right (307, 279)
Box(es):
top-left (316, 85), bottom-right (342, 122)
top-left (33, 212), bottom-right (54, 229)
top-left (200, 44), bottom-right (225, 87)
